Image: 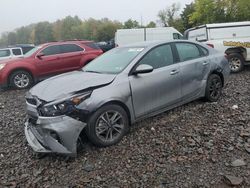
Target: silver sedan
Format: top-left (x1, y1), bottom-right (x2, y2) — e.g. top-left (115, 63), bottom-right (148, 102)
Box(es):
top-left (25, 40), bottom-right (230, 156)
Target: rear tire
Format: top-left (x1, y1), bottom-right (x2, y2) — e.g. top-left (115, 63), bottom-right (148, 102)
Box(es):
top-left (9, 70), bottom-right (33, 89)
top-left (86, 104), bottom-right (129, 147)
top-left (205, 74), bottom-right (223, 102)
top-left (228, 53), bottom-right (244, 73)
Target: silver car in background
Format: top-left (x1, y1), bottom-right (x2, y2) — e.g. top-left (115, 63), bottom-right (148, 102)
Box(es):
top-left (25, 40), bottom-right (230, 156)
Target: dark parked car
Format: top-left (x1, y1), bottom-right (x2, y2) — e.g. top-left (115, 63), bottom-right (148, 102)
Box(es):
top-left (96, 39), bottom-right (115, 52)
top-left (25, 40), bottom-right (230, 156)
top-left (0, 40), bottom-right (103, 89)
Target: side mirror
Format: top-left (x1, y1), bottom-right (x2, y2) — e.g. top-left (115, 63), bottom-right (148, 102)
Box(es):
top-left (133, 64), bottom-right (153, 75)
top-left (36, 52), bottom-right (45, 59)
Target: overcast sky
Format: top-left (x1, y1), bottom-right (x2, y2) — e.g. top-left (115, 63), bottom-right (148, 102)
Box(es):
top-left (0, 0), bottom-right (193, 34)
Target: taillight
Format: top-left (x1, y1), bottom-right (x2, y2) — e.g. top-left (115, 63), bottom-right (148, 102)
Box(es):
top-left (206, 43), bottom-right (214, 48)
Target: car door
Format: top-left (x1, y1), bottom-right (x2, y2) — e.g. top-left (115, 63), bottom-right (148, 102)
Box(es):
top-left (129, 44), bottom-right (182, 118)
top-left (35, 45), bottom-right (64, 77)
top-left (59, 44), bottom-right (84, 72)
top-left (175, 42), bottom-right (210, 99)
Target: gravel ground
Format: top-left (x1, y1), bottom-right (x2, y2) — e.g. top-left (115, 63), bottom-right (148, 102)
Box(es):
top-left (0, 67), bottom-right (250, 188)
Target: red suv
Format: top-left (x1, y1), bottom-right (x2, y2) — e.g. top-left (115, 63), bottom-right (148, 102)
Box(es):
top-left (0, 40), bottom-right (103, 89)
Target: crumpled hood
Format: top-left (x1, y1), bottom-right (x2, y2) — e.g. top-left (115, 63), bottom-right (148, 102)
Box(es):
top-left (29, 71), bottom-right (116, 102)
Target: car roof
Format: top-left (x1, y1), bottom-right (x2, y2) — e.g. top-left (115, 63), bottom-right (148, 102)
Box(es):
top-left (41, 40), bottom-right (93, 46)
top-left (120, 40), bottom-right (200, 48)
top-left (0, 47), bottom-right (22, 50)
top-left (186, 21), bottom-right (250, 32)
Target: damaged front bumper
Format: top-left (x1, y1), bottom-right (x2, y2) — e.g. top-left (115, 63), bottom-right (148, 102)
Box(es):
top-left (25, 102), bottom-right (86, 156)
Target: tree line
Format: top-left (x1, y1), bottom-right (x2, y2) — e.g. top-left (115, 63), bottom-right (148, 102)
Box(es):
top-left (161, 0), bottom-right (250, 34)
top-left (0, 0), bottom-right (249, 47)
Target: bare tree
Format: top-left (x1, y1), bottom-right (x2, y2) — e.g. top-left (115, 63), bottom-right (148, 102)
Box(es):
top-left (158, 3), bottom-right (181, 27)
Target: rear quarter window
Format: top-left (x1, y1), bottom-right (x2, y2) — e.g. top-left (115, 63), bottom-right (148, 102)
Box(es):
top-left (84, 42), bottom-right (101, 50)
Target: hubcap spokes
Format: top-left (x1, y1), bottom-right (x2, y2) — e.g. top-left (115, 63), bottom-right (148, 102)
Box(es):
top-left (14, 74), bottom-right (29, 88)
top-left (209, 78), bottom-right (221, 98)
top-left (229, 58), bottom-right (241, 71)
top-left (96, 111), bottom-right (124, 142)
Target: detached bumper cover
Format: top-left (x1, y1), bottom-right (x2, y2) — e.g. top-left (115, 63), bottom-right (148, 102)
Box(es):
top-left (25, 110), bottom-right (86, 156)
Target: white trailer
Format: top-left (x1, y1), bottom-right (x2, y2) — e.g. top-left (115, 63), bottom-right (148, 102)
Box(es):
top-left (185, 21), bottom-right (250, 72)
top-left (115, 27), bottom-right (183, 46)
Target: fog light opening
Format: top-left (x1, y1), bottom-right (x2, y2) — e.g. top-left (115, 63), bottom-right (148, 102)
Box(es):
top-left (50, 131), bottom-right (61, 143)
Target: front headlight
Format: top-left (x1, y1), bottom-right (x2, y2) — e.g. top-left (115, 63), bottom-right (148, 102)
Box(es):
top-left (0, 64), bottom-right (6, 70)
top-left (39, 92), bottom-right (92, 117)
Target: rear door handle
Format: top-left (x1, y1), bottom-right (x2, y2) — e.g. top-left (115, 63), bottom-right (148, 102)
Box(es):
top-left (203, 61), bottom-right (209, 65)
top-left (170, 70), bottom-right (179, 75)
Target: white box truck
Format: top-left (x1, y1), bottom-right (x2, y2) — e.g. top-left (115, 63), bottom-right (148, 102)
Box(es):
top-left (115, 27), bottom-right (183, 46)
top-left (184, 21), bottom-right (250, 72)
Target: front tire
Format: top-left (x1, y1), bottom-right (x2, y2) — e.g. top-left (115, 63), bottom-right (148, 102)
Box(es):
top-left (86, 104), bottom-right (129, 147)
top-left (205, 74), bottom-right (223, 102)
top-left (228, 53), bottom-right (244, 73)
top-left (9, 70), bottom-right (33, 89)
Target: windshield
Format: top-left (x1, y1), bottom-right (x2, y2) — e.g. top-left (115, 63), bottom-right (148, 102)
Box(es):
top-left (83, 47), bottom-right (144, 74)
top-left (24, 45), bottom-right (42, 57)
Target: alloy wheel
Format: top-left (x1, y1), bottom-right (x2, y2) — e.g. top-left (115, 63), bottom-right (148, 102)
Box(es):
top-left (209, 77), bottom-right (222, 99)
top-left (95, 111), bottom-right (124, 143)
top-left (14, 73), bottom-right (30, 88)
top-left (229, 57), bottom-right (241, 72)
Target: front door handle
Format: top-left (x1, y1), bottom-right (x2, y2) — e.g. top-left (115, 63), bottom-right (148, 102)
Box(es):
top-left (170, 70), bottom-right (179, 75)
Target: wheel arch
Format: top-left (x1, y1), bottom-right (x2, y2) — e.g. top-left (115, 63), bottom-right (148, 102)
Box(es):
top-left (225, 47), bottom-right (247, 61)
top-left (8, 68), bottom-right (34, 86)
top-left (94, 100), bottom-right (132, 126)
top-left (209, 70), bottom-right (224, 87)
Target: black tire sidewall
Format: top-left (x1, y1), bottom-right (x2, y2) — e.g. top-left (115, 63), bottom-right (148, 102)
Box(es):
top-left (9, 70), bottom-right (33, 89)
top-left (86, 104), bottom-right (129, 147)
top-left (228, 53), bottom-right (244, 73)
top-left (205, 74), bottom-right (222, 102)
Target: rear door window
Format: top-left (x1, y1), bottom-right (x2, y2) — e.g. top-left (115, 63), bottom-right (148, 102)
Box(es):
top-left (175, 43), bottom-right (201, 62)
top-left (12, 48), bottom-right (22, 56)
top-left (60, 44), bottom-right (83, 54)
top-left (0, 49), bottom-right (10, 57)
top-left (41, 45), bottom-right (61, 56)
